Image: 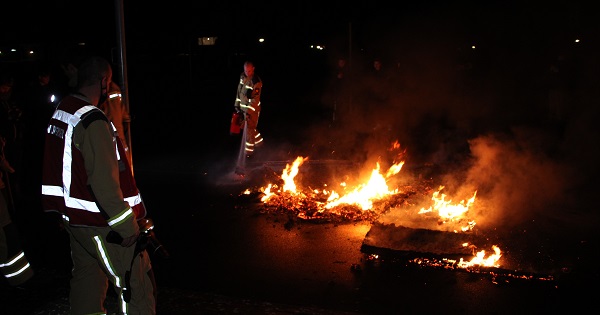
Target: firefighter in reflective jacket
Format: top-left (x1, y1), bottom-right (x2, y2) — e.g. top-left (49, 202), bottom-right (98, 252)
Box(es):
top-left (41, 56), bottom-right (155, 314)
top-left (234, 61), bottom-right (263, 157)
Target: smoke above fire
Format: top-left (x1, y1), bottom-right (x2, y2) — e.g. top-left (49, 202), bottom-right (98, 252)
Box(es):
top-left (290, 23), bottom-right (600, 233)
top-left (213, 7), bottom-right (600, 238)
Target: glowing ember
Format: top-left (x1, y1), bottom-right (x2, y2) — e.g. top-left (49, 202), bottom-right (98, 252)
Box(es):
top-left (260, 184), bottom-right (274, 202)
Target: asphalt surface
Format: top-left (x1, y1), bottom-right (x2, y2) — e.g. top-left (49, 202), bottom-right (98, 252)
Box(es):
top-left (3, 143), bottom-right (598, 314)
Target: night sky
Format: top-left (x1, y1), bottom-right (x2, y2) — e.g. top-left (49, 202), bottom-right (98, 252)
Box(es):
top-left (3, 1), bottom-right (598, 55)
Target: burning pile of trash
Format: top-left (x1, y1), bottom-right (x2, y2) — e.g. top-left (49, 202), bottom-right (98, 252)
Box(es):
top-left (237, 151), bottom-right (507, 270)
top-left (233, 132), bottom-right (596, 282)
top-left (242, 154), bottom-right (478, 230)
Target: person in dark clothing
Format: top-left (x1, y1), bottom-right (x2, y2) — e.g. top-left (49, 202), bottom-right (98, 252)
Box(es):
top-left (0, 72), bottom-right (23, 205)
top-left (331, 56), bottom-right (354, 124)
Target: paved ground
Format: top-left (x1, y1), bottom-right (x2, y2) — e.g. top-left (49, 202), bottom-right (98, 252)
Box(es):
top-left (4, 148), bottom-right (598, 314)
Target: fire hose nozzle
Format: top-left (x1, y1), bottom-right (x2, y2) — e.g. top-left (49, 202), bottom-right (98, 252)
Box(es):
top-left (107, 218), bottom-right (170, 259)
top-left (138, 218), bottom-right (170, 259)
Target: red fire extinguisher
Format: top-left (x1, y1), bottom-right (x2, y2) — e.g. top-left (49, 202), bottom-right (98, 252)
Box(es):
top-left (230, 112), bottom-right (243, 135)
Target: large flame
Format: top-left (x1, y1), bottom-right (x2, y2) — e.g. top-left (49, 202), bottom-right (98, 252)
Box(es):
top-left (282, 156), bottom-right (308, 193)
top-left (418, 186), bottom-right (477, 219)
top-left (254, 152), bottom-right (501, 268)
top-left (417, 186), bottom-right (478, 231)
top-left (324, 162), bottom-right (402, 210)
top-left (260, 156), bottom-right (479, 224)
top-left (458, 245), bottom-right (502, 268)
top-left (260, 157), bottom-right (404, 211)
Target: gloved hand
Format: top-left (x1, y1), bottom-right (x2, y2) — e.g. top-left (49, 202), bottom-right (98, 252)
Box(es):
top-left (121, 233), bottom-right (139, 247)
top-left (107, 230), bottom-right (140, 247)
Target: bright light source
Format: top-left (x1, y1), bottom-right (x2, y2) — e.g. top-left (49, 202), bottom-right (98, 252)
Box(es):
top-left (574, 39), bottom-right (580, 43)
top-left (29, 50), bottom-right (34, 54)
top-left (471, 45), bottom-right (476, 50)
top-left (258, 38), bottom-right (265, 43)
top-left (310, 45), bottom-right (325, 50)
top-left (11, 48), bottom-right (16, 52)
top-left (198, 37), bottom-right (217, 46)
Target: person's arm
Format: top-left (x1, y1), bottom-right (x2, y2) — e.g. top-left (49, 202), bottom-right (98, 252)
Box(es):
top-left (249, 78), bottom-right (262, 108)
top-left (79, 120), bottom-right (139, 243)
top-left (234, 75), bottom-right (243, 112)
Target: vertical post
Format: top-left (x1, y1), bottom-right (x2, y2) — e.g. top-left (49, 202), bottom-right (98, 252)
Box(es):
top-left (348, 22), bottom-right (352, 68)
top-left (347, 22), bottom-right (353, 115)
top-left (114, 0), bottom-right (134, 173)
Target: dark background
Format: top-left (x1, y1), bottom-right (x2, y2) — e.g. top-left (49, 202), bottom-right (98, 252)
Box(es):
top-left (4, 1), bottom-right (599, 145)
top-left (2, 1), bottom-right (600, 313)
top-left (3, 0), bottom-right (600, 263)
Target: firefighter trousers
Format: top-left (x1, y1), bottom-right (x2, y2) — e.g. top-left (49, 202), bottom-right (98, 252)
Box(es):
top-left (243, 108), bottom-right (263, 155)
top-left (65, 223), bottom-right (156, 315)
top-left (0, 189), bottom-right (34, 286)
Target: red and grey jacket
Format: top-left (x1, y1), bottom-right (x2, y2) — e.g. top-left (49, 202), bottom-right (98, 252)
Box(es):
top-left (234, 73), bottom-right (262, 113)
top-left (41, 95), bottom-right (146, 228)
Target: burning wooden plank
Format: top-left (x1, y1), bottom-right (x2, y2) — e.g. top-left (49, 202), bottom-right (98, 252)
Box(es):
top-left (361, 222), bottom-right (485, 256)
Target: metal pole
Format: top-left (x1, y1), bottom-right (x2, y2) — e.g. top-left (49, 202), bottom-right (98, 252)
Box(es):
top-left (348, 22), bottom-right (353, 115)
top-left (115, 0), bottom-right (134, 173)
top-left (348, 22), bottom-right (352, 67)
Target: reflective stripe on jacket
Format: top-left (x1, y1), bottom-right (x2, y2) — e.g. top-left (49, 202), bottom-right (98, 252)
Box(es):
top-left (234, 73), bottom-right (262, 112)
top-left (41, 95), bottom-right (146, 227)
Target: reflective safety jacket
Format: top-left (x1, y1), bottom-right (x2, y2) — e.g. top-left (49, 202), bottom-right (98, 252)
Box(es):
top-left (234, 72), bottom-right (262, 114)
top-left (234, 72), bottom-right (263, 155)
top-left (41, 95), bottom-right (145, 234)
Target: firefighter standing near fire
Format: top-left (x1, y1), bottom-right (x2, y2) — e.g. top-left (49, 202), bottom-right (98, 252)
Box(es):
top-left (234, 61), bottom-right (263, 158)
top-left (41, 56), bottom-right (156, 314)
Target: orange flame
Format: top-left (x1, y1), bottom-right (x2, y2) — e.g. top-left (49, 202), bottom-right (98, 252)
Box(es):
top-left (282, 156), bottom-right (308, 193)
top-left (458, 245), bottom-right (502, 268)
top-left (254, 154), bottom-right (503, 268)
top-left (418, 186), bottom-right (477, 229)
top-left (324, 162), bottom-right (403, 210)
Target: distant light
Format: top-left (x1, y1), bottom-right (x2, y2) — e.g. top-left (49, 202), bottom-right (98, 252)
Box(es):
top-left (198, 37), bottom-right (217, 46)
top-left (471, 45), bottom-right (476, 50)
top-left (29, 50), bottom-right (34, 55)
top-left (11, 48), bottom-right (16, 52)
top-left (574, 39), bottom-right (580, 43)
top-left (258, 38), bottom-right (265, 43)
top-left (77, 42), bottom-right (86, 46)
top-left (310, 45), bottom-right (325, 50)
top-left (50, 94), bottom-right (56, 103)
